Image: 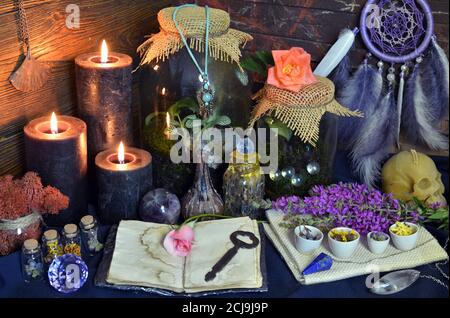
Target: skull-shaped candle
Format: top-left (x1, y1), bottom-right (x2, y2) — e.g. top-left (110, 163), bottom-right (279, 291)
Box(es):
top-left (382, 150), bottom-right (447, 206)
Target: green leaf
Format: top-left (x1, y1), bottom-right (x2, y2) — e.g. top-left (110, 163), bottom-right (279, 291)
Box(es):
top-left (215, 115), bottom-right (231, 126)
top-left (185, 119), bottom-right (194, 129)
top-left (428, 210), bottom-right (449, 220)
top-left (144, 112), bottom-right (165, 126)
top-left (168, 98), bottom-right (198, 117)
top-left (241, 56), bottom-right (266, 75)
top-left (255, 50), bottom-right (274, 66)
top-left (182, 114), bottom-right (199, 127)
top-left (412, 197), bottom-right (426, 210)
top-left (264, 116), bottom-right (292, 141)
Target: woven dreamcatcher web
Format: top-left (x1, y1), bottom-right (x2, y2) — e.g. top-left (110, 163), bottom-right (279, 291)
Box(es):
top-left (369, 0), bottom-right (426, 57)
top-left (361, 0), bottom-right (433, 63)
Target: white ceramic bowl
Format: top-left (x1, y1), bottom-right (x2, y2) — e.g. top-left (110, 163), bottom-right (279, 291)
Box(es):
top-left (389, 222), bottom-right (419, 251)
top-left (328, 227), bottom-right (360, 259)
top-left (294, 225), bottom-right (323, 254)
top-left (367, 232), bottom-right (390, 254)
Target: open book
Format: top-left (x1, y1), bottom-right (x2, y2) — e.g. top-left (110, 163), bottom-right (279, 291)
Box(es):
top-left (106, 217), bottom-right (263, 293)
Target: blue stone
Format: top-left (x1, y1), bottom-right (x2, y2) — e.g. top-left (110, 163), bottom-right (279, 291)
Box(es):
top-left (203, 83), bottom-right (210, 90)
top-left (202, 93), bottom-right (213, 103)
top-left (48, 254), bottom-right (88, 293)
top-left (302, 253), bottom-right (333, 276)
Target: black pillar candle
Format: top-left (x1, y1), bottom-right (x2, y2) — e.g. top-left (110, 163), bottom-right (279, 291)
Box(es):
top-left (24, 114), bottom-right (88, 226)
top-left (75, 42), bottom-right (133, 163)
top-left (95, 144), bottom-right (152, 225)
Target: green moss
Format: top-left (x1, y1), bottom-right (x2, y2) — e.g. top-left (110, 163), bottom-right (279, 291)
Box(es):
top-left (143, 116), bottom-right (195, 197)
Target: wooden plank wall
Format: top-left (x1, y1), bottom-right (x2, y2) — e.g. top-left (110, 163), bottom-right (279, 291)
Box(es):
top-left (0, 0), bottom-right (172, 176)
top-left (193, 0), bottom-right (449, 66)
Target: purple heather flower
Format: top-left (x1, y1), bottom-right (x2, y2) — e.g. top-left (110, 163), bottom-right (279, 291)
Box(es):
top-left (274, 183), bottom-right (420, 235)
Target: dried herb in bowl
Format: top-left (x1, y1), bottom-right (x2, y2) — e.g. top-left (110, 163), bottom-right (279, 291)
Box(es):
top-left (298, 226), bottom-right (321, 241)
top-left (369, 232), bottom-right (389, 241)
top-left (391, 222), bottom-right (417, 236)
top-left (329, 229), bottom-right (359, 242)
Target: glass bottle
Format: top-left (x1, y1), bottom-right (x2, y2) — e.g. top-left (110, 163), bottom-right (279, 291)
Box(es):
top-left (263, 113), bottom-right (337, 198)
top-left (140, 51), bottom-right (252, 197)
top-left (223, 143), bottom-right (265, 219)
top-left (21, 239), bottom-right (44, 283)
top-left (62, 224), bottom-right (82, 257)
top-left (42, 229), bottom-right (63, 265)
top-left (80, 215), bottom-right (103, 255)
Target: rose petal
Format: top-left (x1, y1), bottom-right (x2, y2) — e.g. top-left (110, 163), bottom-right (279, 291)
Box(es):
top-left (163, 230), bottom-right (178, 256)
top-left (172, 225), bottom-right (194, 242)
top-left (267, 66), bottom-right (282, 87)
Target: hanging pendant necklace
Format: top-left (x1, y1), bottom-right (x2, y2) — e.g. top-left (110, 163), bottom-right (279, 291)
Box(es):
top-left (173, 4), bottom-right (214, 118)
top-left (9, 0), bottom-right (50, 92)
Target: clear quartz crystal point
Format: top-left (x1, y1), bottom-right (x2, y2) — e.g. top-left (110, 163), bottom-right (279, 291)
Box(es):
top-left (370, 270), bottom-right (420, 295)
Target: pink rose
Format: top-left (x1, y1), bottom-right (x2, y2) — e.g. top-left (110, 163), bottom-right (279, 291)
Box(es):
top-left (267, 47), bottom-right (317, 92)
top-left (163, 225), bottom-right (194, 257)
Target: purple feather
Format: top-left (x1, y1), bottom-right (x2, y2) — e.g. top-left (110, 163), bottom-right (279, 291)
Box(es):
top-left (330, 51), bottom-right (351, 93)
top-left (402, 63), bottom-right (421, 143)
top-left (423, 37), bottom-right (449, 120)
top-left (337, 60), bottom-right (383, 149)
top-left (351, 86), bottom-right (397, 188)
top-left (402, 62), bottom-right (449, 150)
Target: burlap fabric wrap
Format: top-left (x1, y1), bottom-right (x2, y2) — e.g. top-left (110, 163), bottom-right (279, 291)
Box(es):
top-left (249, 76), bottom-right (363, 146)
top-left (137, 6), bottom-right (252, 70)
top-left (264, 210), bottom-right (449, 285)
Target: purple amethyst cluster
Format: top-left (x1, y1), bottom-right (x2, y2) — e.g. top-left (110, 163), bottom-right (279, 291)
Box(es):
top-left (273, 183), bottom-right (420, 234)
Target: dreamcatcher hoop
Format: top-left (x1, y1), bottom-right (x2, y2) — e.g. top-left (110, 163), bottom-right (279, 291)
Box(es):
top-left (360, 0), bottom-right (434, 64)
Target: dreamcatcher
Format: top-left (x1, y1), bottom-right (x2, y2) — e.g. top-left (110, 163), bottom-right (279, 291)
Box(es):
top-left (314, 0), bottom-right (449, 188)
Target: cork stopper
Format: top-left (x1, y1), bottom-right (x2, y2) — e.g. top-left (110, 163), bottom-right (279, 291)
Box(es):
top-left (81, 215), bottom-right (95, 230)
top-left (64, 224), bottom-right (78, 238)
top-left (23, 239), bottom-right (39, 250)
top-left (44, 229), bottom-right (58, 241)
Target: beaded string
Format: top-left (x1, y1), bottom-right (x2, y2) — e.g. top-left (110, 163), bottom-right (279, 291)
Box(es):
top-left (173, 4), bottom-right (211, 84)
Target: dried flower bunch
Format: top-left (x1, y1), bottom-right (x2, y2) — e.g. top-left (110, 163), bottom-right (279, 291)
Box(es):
top-left (0, 172), bottom-right (68, 220)
top-left (275, 183), bottom-right (421, 235)
top-left (391, 222), bottom-right (417, 236)
top-left (0, 172), bottom-right (69, 256)
top-left (329, 229), bottom-right (359, 242)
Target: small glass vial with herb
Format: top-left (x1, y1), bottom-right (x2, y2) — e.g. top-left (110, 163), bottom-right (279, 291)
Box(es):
top-left (42, 229), bottom-right (63, 265)
top-left (62, 224), bottom-right (82, 257)
top-left (21, 239), bottom-right (44, 283)
top-left (80, 215), bottom-right (103, 255)
top-left (223, 140), bottom-right (265, 219)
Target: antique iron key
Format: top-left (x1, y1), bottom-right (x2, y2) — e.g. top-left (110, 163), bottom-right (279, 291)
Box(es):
top-left (205, 230), bottom-right (260, 282)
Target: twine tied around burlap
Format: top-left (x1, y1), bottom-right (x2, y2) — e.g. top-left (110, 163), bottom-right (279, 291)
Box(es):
top-left (249, 76), bottom-right (364, 147)
top-left (137, 6), bottom-right (253, 70)
top-left (0, 211), bottom-right (42, 232)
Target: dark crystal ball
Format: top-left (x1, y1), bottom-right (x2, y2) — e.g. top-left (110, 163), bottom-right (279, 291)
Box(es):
top-left (139, 188), bottom-right (181, 224)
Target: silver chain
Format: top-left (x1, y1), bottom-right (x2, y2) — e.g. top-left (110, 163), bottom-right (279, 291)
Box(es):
top-left (420, 238), bottom-right (449, 290)
top-left (15, 0), bottom-right (31, 55)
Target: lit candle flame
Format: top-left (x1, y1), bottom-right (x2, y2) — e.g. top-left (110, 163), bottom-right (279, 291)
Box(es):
top-left (50, 112), bottom-right (58, 134)
top-left (101, 39), bottom-right (109, 63)
top-left (118, 141), bottom-right (125, 164)
top-left (165, 112), bottom-right (171, 139)
top-left (161, 87), bottom-right (166, 96)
